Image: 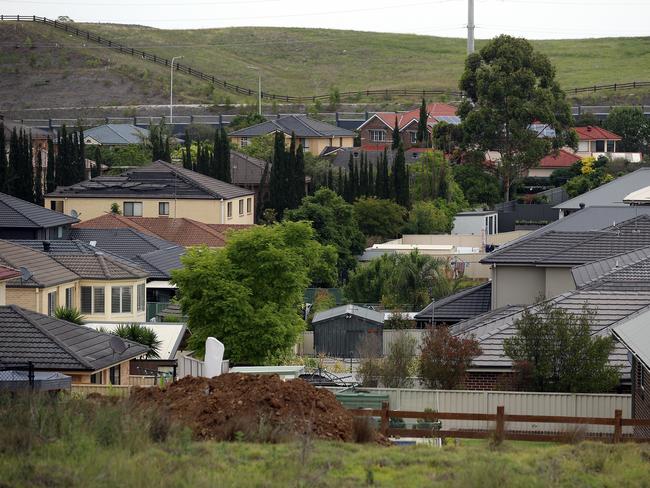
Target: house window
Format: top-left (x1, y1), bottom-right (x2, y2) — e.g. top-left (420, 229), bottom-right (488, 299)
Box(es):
top-left (56, 226), bottom-right (64, 239)
top-left (65, 288), bottom-right (74, 309)
top-left (81, 286), bottom-right (105, 314)
top-left (246, 197), bottom-right (252, 214)
top-left (238, 199), bottom-right (244, 216)
top-left (137, 283), bottom-right (145, 312)
top-left (595, 140), bottom-right (605, 152)
top-left (301, 138), bottom-right (310, 150)
top-left (50, 200), bottom-right (63, 212)
top-left (370, 130), bottom-right (386, 142)
top-left (109, 365), bottom-right (121, 385)
top-left (123, 202), bottom-right (143, 217)
top-left (240, 137), bottom-right (249, 147)
top-left (47, 291), bottom-right (57, 316)
top-left (606, 140), bottom-right (615, 152)
top-left (227, 202), bottom-right (232, 219)
top-left (409, 131), bottom-right (417, 144)
top-left (111, 286), bottom-right (132, 314)
top-left (159, 202), bottom-right (169, 216)
top-left (90, 372), bottom-right (103, 384)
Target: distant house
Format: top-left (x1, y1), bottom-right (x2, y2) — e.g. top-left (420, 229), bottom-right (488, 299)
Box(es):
top-left (452, 211), bottom-right (499, 236)
top-left (0, 304), bottom-right (147, 385)
top-left (81, 124), bottom-right (149, 146)
top-left (415, 282), bottom-right (492, 327)
top-left (228, 115), bottom-right (355, 156)
top-left (555, 167), bottom-right (650, 217)
top-left (45, 160), bottom-right (255, 225)
top-left (528, 149), bottom-right (581, 178)
top-left (356, 103), bottom-right (458, 150)
top-left (0, 192), bottom-right (78, 240)
top-left (1, 120), bottom-right (50, 172)
top-left (0, 239), bottom-right (148, 322)
top-left (321, 146), bottom-right (432, 168)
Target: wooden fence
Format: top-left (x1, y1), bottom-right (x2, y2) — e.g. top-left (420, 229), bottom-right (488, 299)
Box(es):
top-left (351, 402), bottom-right (650, 443)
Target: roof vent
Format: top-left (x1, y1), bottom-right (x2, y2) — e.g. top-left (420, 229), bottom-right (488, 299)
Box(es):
top-left (89, 240), bottom-right (97, 247)
top-left (42, 241), bottom-right (51, 252)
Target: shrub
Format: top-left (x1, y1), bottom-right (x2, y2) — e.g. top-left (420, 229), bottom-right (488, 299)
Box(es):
top-left (352, 416), bottom-right (376, 443)
top-left (381, 331), bottom-right (416, 388)
top-left (419, 327), bottom-right (481, 389)
top-left (54, 307), bottom-right (85, 325)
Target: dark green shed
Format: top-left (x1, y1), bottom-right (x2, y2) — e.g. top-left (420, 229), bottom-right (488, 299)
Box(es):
top-left (312, 305), bottom-right (383, 358)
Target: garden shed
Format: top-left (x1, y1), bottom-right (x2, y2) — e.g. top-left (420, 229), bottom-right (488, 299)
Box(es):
top-left (312, 305), bottom-right (383, 358)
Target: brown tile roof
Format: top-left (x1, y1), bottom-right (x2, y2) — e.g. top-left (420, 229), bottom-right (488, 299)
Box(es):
top-left (0, 265), bottom-right (19, 281)
top-left (0, 240), bottom-right (79, 288)
top-left (74, 214), bottom-right (251, 247)
top-left (538, 149), bottom-right (582, 169)
top-left (574, 126), bottom-right (622, 141)
top-left (53, 254), bottom-right (148, 280)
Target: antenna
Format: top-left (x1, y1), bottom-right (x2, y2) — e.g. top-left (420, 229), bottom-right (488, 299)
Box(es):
top-left (19, 266), bottom-right (33, 282)
top-left (109, 336), bottom-right (127, 355)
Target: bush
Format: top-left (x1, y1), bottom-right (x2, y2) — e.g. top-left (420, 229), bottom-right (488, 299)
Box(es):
top-left (352, 416), bottom-right (377, 443)
top-left (54, 307), bottom-right (85, 325)
top-left (381, 331), bottom-right (416, 388)
top-left (419, 327), bottom-right (481, 389)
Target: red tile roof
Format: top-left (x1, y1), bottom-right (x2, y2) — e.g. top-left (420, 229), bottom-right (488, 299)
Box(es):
top-left (539, 149), bottom-right (582, 169)
top-left (363, 103), bottom-right (457, 131)
top-left (73, 214), bottom-right (251, 247)
top-left (574, 126), bottom-right (621, 141)
top-left (0, 265), bottom-right (20, 282)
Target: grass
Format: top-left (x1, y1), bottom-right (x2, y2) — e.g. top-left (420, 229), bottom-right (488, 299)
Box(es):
top-left (2, 21), bottom-right (650, 110)
top-left (1, 393), bottom-right (650, 487)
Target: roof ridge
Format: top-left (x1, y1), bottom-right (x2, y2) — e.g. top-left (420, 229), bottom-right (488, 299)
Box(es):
top-left (290, 114), bottom-right (323, 136)
top-left (105, 124), bottom-right (130, 144)
top-left (186, 218), bottom-right (227, 238)
top-left (9, 304), bottom-right (94, 369)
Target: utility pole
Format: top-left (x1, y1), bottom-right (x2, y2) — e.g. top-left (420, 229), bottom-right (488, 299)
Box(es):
top-left (248, 66), bottom-right (262, 116)
top-left (467, 0), bottom-right (475, 54)
top-left (170, 55), bottom-right (183, 124)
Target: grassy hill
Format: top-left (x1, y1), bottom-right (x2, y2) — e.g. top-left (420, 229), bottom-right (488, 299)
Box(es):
top-left (2, 20), bottom-right (650, 113)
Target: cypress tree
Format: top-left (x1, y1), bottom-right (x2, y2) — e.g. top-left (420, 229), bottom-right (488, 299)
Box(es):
top-left (0, 124), bottom-right (7, 193)
top-left (392, 117), bottom-right (401, 149)
top-left (76, 127), bottom-right (86, 182)
top-left (368, 162), bottom-right (375, 197)
top-left (393, 142), bottom-right (409, 207)
top-left (210, 129), bottom-right (220, 178)
top-left (34, 149), bottom-right (44, 206)
top-left (337, 167), bottom-right (343, 195)
top-left (293, 143), bottom-right (305, 207)
top-left (55, 126), bottom-right (67, 187)
top-left (92, 146), bottom-right (102, 178)
top-left (219, 126), bottom-right (231, 183)
top-left (9, 129), bottom-right (34, 202)
top-left (416, 98), bottom-right (429, 146)
top-left (327, 167), bottom-right (334, 191)
top-left (183, 129), bottom-right (193, 170)
top-left (46, 137), bottom-right (55, 192)
top-left (269, 131), bottom-right (286, 215)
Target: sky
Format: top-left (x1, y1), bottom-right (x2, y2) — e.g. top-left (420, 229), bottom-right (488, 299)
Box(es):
top-left (1, 0), bottom-right (649, 39)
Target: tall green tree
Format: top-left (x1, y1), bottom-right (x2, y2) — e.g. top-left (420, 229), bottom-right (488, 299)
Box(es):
top-left (503, 302), bottom-right (620, 393)
top-left (219, 126), bottom-right (231, 183)
top-left (416, 99), bottom-right (429, 146)
top-left (452, 160), bottom-right (501, 206)
top-left (0, 125), bottom-right (7, 194)
top-left (150, 120), bottom-right (171, 162)
top-left (393, 142), bottom-right (409, 207)
top-left (45, 137), bottom-right (55, 193)
top-left (34, 149), bottom-right (44, 206)
top-left (392, 118), bottom-right (401, 149)
top-left (458, 35), bottom-right (576, 200)
top-left (293, 143), bottom-right (306, 207)
top-left (182, 129), bottom-right (193, 170)
top-left (353, 197), bottom-right (406, 240)
top-left (269, 131), bottom-right (287, 215)
top-left (602, 107), bottom-right (650, 153)
top-left (8, 128), bottom-right (34, 202)
top-left (91, 146), bottom-right (102, 178)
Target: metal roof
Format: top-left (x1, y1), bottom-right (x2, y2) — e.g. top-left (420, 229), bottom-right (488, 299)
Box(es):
top-left (229, 115), bottom-right (355, 138)
top-left (415, 282), bottom-right (492, 322)
top-left (312, 304), bottom-right (384, 324)
top-left (612, 309), bottom-right (650, 371)
top-left (0, 305), bottom-right (147, 371)
top-left (0, 192), bottom-right (78, 229)
top-left (555, 168), bottom-right (650, 210)
top-left (83, 124), bottom-right (149, 145)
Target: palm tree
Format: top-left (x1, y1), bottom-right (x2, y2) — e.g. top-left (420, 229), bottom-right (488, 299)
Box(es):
top-left (113, 323), bottom-right (162, 359)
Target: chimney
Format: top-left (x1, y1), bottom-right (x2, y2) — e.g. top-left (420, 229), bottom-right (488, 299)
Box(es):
top-left (42, 241), bottom-right (51, 252)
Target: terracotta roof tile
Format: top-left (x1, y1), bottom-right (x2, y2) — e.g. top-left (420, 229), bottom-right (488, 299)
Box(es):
top-left (574, 126), bottom-right (622, 141)
top-left (538, 149), bottom-right (582, 168)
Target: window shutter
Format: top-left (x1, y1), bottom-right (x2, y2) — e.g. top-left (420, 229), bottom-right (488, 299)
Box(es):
top-left (81, 287), bottom-right (92, 314)
top-left (94, 287), bottom-right (105, 314)
top-left (111, 287), bottom-right (120, 314)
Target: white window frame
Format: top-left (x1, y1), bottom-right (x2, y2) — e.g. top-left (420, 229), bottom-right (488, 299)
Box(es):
top-left (246, 197), bottom-right (252, 214)
top-left (240, 137), bottom-right (249, 147)
top-left (238, 199), bottom-right (244, 216)
top-left (370, 130), bottom-right (386, 142)
top-left (137, 283), bottom-right (146, 312)
top-left (158, 201), bottom-right (170, 216)
top-left (227, 202), bottom-right (233, 219)
top-left (47, 291), bottom-right (57, 316)
top-left (65, 287), bottom-right (74, 309)
top-left (123, 201), bottom-right (143, 217)
top-left (111, 286), bottom-right (132, 314)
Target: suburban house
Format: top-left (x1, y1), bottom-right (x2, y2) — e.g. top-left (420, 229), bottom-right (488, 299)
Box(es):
top-left (230, 150), bottom-right (267, 195)
top-left (0, 239), bottom-right (148, 322)
top-left (44, 160), bottom-right (255, 225)
top-left (528, 149), bottom-right (581, 178)
top-left (415, 281), bottom-right (492, 327)
top-left (321, 146), bottom-right (432, 168)
top-left (0, 304), bottom-right (147, 385)
top-left (482, 215), bottom-right (650, 308)
top-left (0, 265), bottom-right (20, 305)
top-left (572, 125), bottom-right (641, 162)
top-left (555, 167), bottom-right (650, 217)
top-left (228, 115), bottom-right (355, 156)
top-left (356, 103), bottom-right (459, 149)
top-left (0, 192), bottom-right (79, 240)
top-left (452, 211), bottom-right (499, 236)
top-left (1, 120), bottom-right (50, 170)
top-left (81, 124), bottom-right (149, 146)
top-left (73, 212), bottom-right (249, 247)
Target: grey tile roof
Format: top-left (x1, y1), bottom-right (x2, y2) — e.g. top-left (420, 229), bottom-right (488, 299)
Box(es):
top-left (612, 309), bottom-right (650, 370)
top-left (2, 120), bottom-right (50, 139)
top-left (450, 290), bottom-right (650, 374)
top-left (555, 167), bottom-right (650, 210)
top-left (415, 282), bottom-right (492, 322)
top-left (130, 246), bottom-right (185, 280)
top-left (46, 160), bottom-right (254, 200)
top-left (0, 305), bottom-right (147, 371)
top-left (0, 240), bottom-right (79, 288)
top-left (312, 304), bottom-right (384, 324)
top-left (482, 215), bottom-right (650, 265)
top-left (229, 115), bottom-right (354, 138)
top-left (82, 124), bottom-right (149, 145)
top-left (0, 192), bottom-right (78, 229)
top-left (230, 150), bottom-right (267, 186)
top-left (572, 247), bottom-right (650, 289)
top-left (69, 228), bottom-right (177, 259)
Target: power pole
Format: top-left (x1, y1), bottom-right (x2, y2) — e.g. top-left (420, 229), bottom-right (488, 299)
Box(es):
top-left (467, 0), bottom-right (475, 54)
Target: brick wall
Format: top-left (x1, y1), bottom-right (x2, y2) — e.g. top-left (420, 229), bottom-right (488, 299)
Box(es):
top-left (462, 371), bottom-right (516, 391)
top-left (359, 117), bottom-right (391, 148)
top-left (632, 358), bottom-right (650, 437)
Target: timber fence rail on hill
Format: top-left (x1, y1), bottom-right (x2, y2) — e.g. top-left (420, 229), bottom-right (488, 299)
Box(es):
top-left (351, 403), bottom-right (650, 443)
top-left (2, 15), bottom-right (650, 102)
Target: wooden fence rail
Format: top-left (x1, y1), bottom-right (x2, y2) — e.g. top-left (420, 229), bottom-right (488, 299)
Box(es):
top-left (349, 402), bottom-right (650, 443)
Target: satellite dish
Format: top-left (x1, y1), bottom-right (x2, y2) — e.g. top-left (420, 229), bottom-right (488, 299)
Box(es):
top-left (70, 209), bottom-right (79, 218)
top-left (19, 266), bottom-right (33, 282)
top-left (109, 336), bottom-right (127, 355)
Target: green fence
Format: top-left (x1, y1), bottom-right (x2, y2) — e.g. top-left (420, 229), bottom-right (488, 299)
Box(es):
top-left (146, 302), bottom-right (170, 321)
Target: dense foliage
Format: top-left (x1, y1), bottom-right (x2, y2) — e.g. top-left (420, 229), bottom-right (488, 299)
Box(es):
top-left (113, 323), bottom-right (162, 359)
top-left (352, 197), bottom-right (406, 240)
top-left (603, 106), bottom-right (650, 153)
top-left (452, 161), bottom-right (501, 206)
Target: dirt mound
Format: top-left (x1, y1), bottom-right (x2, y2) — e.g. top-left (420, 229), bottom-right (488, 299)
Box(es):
top-left (132, 374), bottom-right (354, 442)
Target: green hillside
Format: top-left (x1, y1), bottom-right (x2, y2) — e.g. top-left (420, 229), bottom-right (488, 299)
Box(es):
top-left (2, 20), bottom-right (650, 111)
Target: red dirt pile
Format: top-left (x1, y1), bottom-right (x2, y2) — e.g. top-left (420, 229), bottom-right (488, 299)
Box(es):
top-left (131, 373), bottom-right (354, 442)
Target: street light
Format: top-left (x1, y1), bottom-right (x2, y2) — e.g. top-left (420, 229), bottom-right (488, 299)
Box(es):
top-left (247, 65), bottom-right (262, 116)
top-left (170, 55), bottom-right (184, 124)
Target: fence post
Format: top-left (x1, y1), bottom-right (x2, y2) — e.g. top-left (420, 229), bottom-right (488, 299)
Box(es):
top-left (380, 401), bottom-right (389, 436)
top-left (496, 405), bottom-right (505, 443)
top-left (613, 409), bottom-right (622, 443)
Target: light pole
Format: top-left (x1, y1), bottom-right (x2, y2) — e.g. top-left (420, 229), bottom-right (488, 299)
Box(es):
top-left (247, 65), bottom-right (262, 116)
top-left (170, 55), bottom-right (183, 124)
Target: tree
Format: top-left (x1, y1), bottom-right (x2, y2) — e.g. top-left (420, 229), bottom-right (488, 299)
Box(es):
top-left (381, 331), bottom-right (416, 388)
top-left (182, 129), bottom-right (193, 170)
top-left (393, 142), bottom-right (409, 207)
top-left (458, 35), bottom-right (576, 200)
top-left (269, 131), bottom-right (287, 216)
top-left (0, 124), bottom-right (7, 193)
top-left (602, 107), bottom-right (650, 153)
top-left (503, 302), bottom-right (620, 393)
top-left (352, 197), bottom-right (406, 240)
top-left (293, 143), bottom-right (306, 205)
top-left (228, 113), bottom-right (266, 132)
top-left (45, 137), bottom-right (55, 193)
top-left (392, 118), bottom-right (401, 150)
top-left (285, 188), bottom-right (365, 278)
top-left (402, 200), bottom-right (454, 234)
top-left (54, 307), bottom-right (84, 325)
top-left (91, 146), bottom-right (102, 178)
top-left (34, 149), bottom-right (44, 206)
top-left (8, 128), bottom-right (34, 202)
top-left (113, 323), bottom-right (162, 359)
top-left (238, 133), bottom-right (274, 162)
top-left (416, 99), bottom-right (429, 146)
top-left (419, 327), bottom-right (482, 389)
top-left (171, 221), bottom-right (336, 363)
top-left (452, 160), bottom-right (501, 206)
top-left (149, 121), bottom-right (171, 162)
top-left (409, 151), bottom-right (459, 202)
